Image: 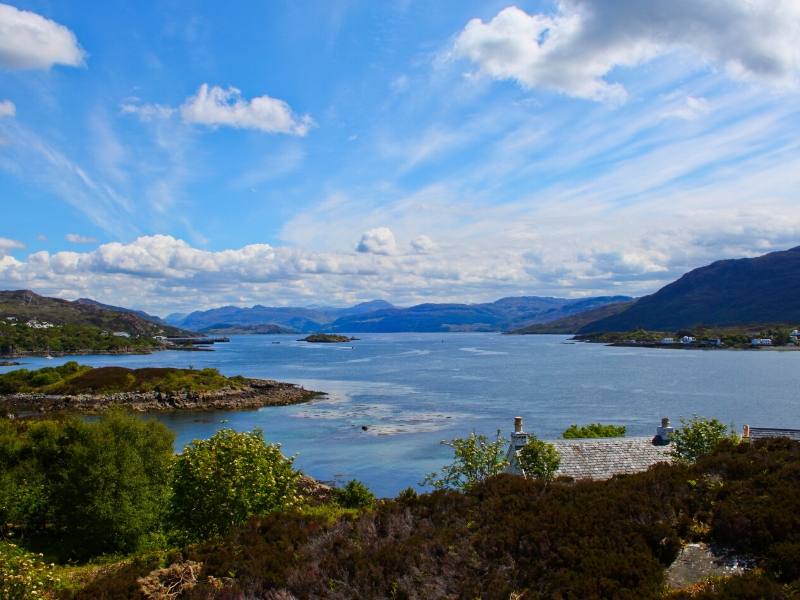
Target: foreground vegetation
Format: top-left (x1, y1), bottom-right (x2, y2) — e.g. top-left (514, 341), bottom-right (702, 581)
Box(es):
top-left (0, 362), bottom-right (247, 395)
top-left (563, 422), bottom-right (626, 438)
top-left (2, 413), bottom-right (800, 598)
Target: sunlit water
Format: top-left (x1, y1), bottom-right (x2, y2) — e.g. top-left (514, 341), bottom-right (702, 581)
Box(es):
top-left (4, 333), bottom-right (800, 496)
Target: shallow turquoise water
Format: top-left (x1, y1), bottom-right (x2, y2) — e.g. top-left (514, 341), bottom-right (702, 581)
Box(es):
top-left (4, 333), bottom-right (800, 496)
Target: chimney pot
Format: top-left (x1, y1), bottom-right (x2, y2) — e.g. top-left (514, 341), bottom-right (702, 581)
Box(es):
top-left (514, 416), bottom-right (523, 433)
top-left (661, 417), bottom-right (670, 427)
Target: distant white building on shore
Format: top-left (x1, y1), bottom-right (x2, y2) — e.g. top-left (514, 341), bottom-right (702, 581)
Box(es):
top-left (660, 337), bottom-right (674, 345)
top-left (680, 336), bottom-right (696, 344)
top-left (751, 338), bottom-right (772, 346)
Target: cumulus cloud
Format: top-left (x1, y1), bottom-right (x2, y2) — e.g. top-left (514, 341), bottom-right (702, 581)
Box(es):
top-left (0, 3), bottom-right (85, 70)
top-left (0, 237), bottom-right (24, 252)
top-left (0, 99), bottom-right (14, 118)
top-left (180, 84), bottom-right (313, 135)
top-left (65, 233), bottom-right (97, 244)
top-left (453, 1), bottom-right (800, 101)
top-left (411, 235), bottom-right (436, 254)
top-left (356, 227), bottom-right (397, 255)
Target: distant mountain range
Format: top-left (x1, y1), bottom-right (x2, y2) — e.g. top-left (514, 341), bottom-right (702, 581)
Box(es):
top-left (167, 296), bottom-right (632, 333)
top-left (508, 300), bottom-right (635, 334)
top-left (578, 245), bottom-right (800, 333)
top-left (0, 290), bottom-right (187, 337)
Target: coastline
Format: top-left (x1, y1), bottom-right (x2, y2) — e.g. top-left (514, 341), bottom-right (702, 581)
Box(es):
top-left (0, 345), bottom-right (215, 359)
top-left (0, 377), bottom-right (324, 416)
top-left (579, 340), bottom-right (800, 351)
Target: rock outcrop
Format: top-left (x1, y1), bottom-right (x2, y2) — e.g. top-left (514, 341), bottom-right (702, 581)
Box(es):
top-left (1, 378), bottom-right (322, 415)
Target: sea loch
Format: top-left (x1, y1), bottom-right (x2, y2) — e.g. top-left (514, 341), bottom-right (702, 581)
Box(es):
top-left (3, 333), bottom-right (799, 497)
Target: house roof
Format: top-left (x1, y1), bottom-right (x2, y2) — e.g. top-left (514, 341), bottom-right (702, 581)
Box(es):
top-left (748, 427), bottom-right (800, 442)
top-left (550, 437), bottom-right (673, 481)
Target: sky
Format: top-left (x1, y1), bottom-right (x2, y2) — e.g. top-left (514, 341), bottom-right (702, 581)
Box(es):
top-left (0, 0), bottom-right (799, 315)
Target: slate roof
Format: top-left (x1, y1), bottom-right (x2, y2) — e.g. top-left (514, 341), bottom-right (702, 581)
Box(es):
top-left (748, 427), bottom-right (800, 442)
top-left (550, 437), bottom-right (673, 481)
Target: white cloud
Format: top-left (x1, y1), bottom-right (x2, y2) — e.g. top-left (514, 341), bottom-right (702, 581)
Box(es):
top-left (453, 1), bottom-right (800, 101)
top-left (0, 3), bottom-right (85, 70)
top-left (356, 227), bottom-right (397, 255)
top-left (180, 84), bottom-right (313, 135)
top-left (65, 233), bottom-right (97, 244)
top-left (411, 235), bottom-right (436, 254)
top-left (120, 102), bottom-right (175, 122)
top-left (0, 99), bottom-right (14, 118)
top-left (0, 236), bottom-right (23, 254)
top-left (662, 96), bottom-right (712, 121)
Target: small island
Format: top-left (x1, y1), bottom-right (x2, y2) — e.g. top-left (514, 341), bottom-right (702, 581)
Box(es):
top-left (299, 333), bottom-right (358, 343)
top-left (0, 362), bottom-right (322, 415)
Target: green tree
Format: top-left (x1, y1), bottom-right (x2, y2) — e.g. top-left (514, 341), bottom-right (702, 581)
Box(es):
top-left (517, 436), bottom-right (561, 480)
top-left (671, 416), bottom-right (736, 464)
top-left (35, 411), bottom-right (174, 558)
top-left (421, 430), bottom-right (508, 490)
top-left (170, 428), bottom-right (302, 540)
top-left (562, 423), bottom-right (626, 439)
top-left (334, 479), bottom-right (376, 509)
top-left (0, 412), bottom-right (174, 559)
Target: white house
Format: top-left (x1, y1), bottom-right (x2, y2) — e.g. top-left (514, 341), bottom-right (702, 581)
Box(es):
top-left (680, 336), bottom-right (696, 344)
top-left (660, 337), bottom-right (675, 345)
top-left (751, 338), bottom-right (772, 346)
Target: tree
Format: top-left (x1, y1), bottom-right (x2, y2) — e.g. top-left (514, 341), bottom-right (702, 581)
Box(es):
top-left (671, 416), bottom-right (736, 463)
top-left (33, 411), bottom-right (175, 558)
top-left (421, 430), bottom-right (508, 490)
top-left (170, 428), bottom-right (302, 540)
top-left (517, 437), bottom-right (561, 480)
top-left (334, 479), bottom-right (376, 509)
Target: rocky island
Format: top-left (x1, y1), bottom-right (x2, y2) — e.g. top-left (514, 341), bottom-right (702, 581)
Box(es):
top-left (300, 333), bottom-right (358, 343)
top-left (0, 362), bottom-right (321, 415)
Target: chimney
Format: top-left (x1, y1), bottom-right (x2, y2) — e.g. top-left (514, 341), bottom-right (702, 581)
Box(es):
top-left (510, 416), bottom-right (529, 451)
top-left (655, 416), bottom-right (673, 445)
top-left (743, 424), bottom-right (750, 440)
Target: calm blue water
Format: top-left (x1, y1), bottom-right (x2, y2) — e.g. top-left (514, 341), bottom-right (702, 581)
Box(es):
top-left (4, 333), bottom-right (800, 496)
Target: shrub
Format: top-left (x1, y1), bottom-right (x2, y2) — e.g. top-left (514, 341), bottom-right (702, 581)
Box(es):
top-left (421, 430), bottom-right (508, 490)
top-left (170, 428), bottom-right (302, 540)
top-left (0, 412), bottom-right (174, 559)
top-left (0, 541), bottom-right (60, 600)
top-left (517, 436), bottom-right (561, 480)
top-left (335, 479), bottom-right (376, 509)
top-left (35, 411), bottom-right (175, 559)
top-left (562, 423), bottom-right (626, 439)
top-left (671, 416), bottom-right (736, 463)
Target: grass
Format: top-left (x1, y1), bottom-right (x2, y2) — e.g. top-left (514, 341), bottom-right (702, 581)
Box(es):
top-left (0, 362), bottom-right (248, 394)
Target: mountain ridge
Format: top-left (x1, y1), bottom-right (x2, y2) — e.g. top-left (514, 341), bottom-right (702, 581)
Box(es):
top-left (171, 295), bottom-right (633, 333)
top-left (579, 246), bottom-right (800, 333)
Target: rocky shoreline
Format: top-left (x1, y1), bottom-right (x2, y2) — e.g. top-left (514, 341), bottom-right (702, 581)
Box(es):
top-left (1, 378), bottom-right (323, 416)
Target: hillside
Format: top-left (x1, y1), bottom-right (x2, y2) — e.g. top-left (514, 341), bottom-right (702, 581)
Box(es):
top-left (0, 290), bottom-right (186, 337)
top-left (173, 296), bottom-right (631, 333)
top-left (580, 246), bottom-right (800, 333)
top-left (509, 300), bottom-right (635, 334)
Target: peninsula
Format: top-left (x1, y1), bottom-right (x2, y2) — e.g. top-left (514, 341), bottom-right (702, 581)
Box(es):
top-left (0, 362), bottom-right (321, 415)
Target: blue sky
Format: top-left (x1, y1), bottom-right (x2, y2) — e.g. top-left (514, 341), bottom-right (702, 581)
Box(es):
top-left (1, 0), bottom-right (799, 314)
